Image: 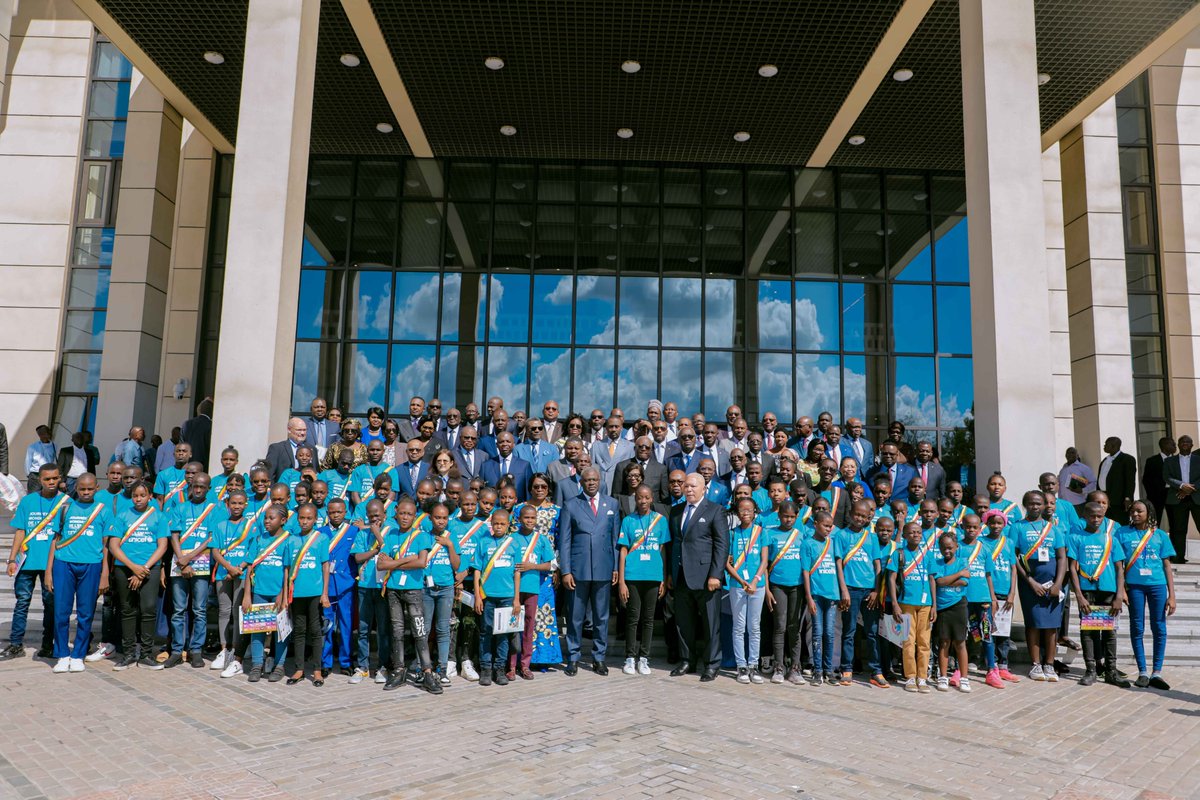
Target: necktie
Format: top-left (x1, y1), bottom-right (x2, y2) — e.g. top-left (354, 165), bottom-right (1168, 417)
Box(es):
top-left (449, 429), bottom-right (457, 448)
top-left (608, 441), bottom-right (616, 457)
top-left (682, 504), bottom-right (694, 531)
top-left (889, 465), bottom-right (896, 482)
top-left (410, 464), bottom-right (419, 485)
top-left (502, 458), bottom-right (509, 474)
top-left (853, 439), bottom-right (863, 461)
top-left (921, 464), bottom-right (928, 483)
top-left (590, 495), bottom-right (598, 516)
top-left (467, 451), bottom-right (474, 474)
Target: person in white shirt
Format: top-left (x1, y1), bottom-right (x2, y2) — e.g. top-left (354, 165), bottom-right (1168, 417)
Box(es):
top-left (24, 426), bottom-right (57, 492)
top-left (662, 402), bottom-right (680, 442)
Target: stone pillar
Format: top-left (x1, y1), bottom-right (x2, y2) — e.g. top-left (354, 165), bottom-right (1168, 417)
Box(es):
top-left (93, 71), bottom-right (182, 460)
top-left (0, 0), bottom-right (14, 110)
top-left (209, 0), bottom-right (319, 462)
top-left (959, 0), bottom-right (1057, 494)
top-left (1151, 28), bottom-right (1200, 435)
top-left (1042, 143), bottom-right (1077, 458)
top-left (1058, 98), bottom-right (1137, 469)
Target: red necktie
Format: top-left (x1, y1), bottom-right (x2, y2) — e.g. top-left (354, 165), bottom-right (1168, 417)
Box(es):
top-left (590, 495), bottom-right (598, 516)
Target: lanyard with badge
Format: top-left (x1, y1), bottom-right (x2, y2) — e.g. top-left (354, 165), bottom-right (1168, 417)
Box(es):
top-left (1126, 527), bottom-right (1157, 577)
top-left (629, 514), bottom-right (663, 563)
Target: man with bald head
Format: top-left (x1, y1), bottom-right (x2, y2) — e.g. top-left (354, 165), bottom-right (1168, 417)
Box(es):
top-left (558, 467), bottom-right (620, 675)
top-left (265, 417), bottom-right (309, 481)
top-left (667, 473), bottom-right (728, 681)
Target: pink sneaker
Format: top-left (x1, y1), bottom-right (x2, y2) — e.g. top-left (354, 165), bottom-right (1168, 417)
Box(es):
top-left (985, 668), bottom-right (1004, 689)
top-left (948, 669), bottom-right (961, 689)
top-left (998, 667), bottom-right (1021, 683)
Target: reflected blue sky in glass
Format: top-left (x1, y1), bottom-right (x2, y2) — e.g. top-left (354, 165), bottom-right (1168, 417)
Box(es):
top-left (487, 273), bottom-right (531, 343)
top-left (533, 275), bottom-right (573, 344)
top-left (343, 342), bottom-right (387, 411)
top-left (436, 345), bottom-right (486, 408)
top-left (703, 351), bottom-right (735, 418)
top-left (530, 347), bottom-right (570, 414)
top-left (617, 349), bottom-right (658, 416)
top-left (842, 355), bottom-right (890, 428)
top-left (486, 345), bottom-right (528, 411)
top-left (390, 344), bottom-right (436, 407)
top-left (795, 281), bottom-right (838, 351)
top-left (795, 354), bottom-right (840, 419)
top-left (892, 284), bottom-right (933, 353)
top-left (661, 349), bottom-right (700, 411)
top-left (619, 277), bottom-right (660, 347)
top-left (575, 275), bottom-right (616, 345)
top-left (894, 356), bottom-right (936, 427)
top-left (705, 279), bottom-right (737, 348)
top-left (938, 357), bottom-right (973, 427)
top-left (936, 285), bottom-right (972, 354)
top-left (756, 281), bottom-right (792, 350)
top-left (574, 348), bottom-right (614, 412)
top-left (934, 216), bottom-right (969, 282)
top-left (297, 270), bottom-right (333, 339)
top-left (755, 353), bottom-right (793, 423)
top-left (348, 272), bottom-right (392, 340)
top-left (890, 215), bottom-right (932, 281)
top-left (662, 278), bottom-right (701, 348)
top-left (302, 238), bottom-right (327, 267)
top-left (391, 272), bottom-right (439, 340)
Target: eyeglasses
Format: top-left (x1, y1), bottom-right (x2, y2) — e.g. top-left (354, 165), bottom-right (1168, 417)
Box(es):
top-left (591, 414), bottom-right (604, 420)
top-left (428, 405), bottom-right (442, 410)
top-left (528, 424), bottom-right (543, 430)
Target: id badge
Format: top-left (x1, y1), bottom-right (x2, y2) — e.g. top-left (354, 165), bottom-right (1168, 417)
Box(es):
top-left (742, 569), bottom-right (750, 581)
top-left (1139, 567), bottom-right (1152, 576)
top-left (1036, 546), bottom-right (1050, 562)
top-left (639, 552), bottom-right (652, 561)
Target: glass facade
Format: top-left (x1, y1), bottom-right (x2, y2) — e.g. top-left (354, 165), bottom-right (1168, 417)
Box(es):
top-left (52, 36), bottom-right (132, 440)
top-left (286, 157), bottom-right (972, 448)
top-left (1116, 75), bottom-right (1170, 457)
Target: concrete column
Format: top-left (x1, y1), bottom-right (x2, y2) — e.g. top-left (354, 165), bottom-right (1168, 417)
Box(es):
top-left (0, 0), bottom-right (92, 457)
top-left (93, 71), bottom-right (182, 459)
top-left (210, 0), bottom-right (319, 462)
top-left (0, 0), bottom-right (14, 110)
top-left (1151, 28), bottom-right (1200, 434)
top-left (155, 122), bottom-right (215, 435)
top-left (959, 0), bottom-right (1057, 494)
top-left (1058, 98), bottom-right (1137, 469)
top-left (1042, 143), bottom-right (1077, 458)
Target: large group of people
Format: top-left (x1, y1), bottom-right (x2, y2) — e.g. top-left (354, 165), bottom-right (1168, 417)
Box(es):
top-left (2, 395), bottom-right (1184, 696)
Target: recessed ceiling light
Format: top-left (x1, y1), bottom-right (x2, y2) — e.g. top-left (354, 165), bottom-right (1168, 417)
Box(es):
top-left (334, 214), bottom-right (347, 222)
top-left (375, 122), bottom-right (394, 133)
top-left (340, 53), bottom-right (361, 67)
top-left (733, 131), bottom-right (751, 142)
top-left (912, 192), bottom-right (928, 201)
top-left (893, 68), bottom-right (914, 82)
top-left (203, 51), bottom-right (224, 65)
top-left (687, 256), bottom-right (699, 263)
top-left (848, 134), bottom-right (866, 146)
top-left (714, 187), bottom-right (728, 196)
top-left (445, 252), bottom-right (457, 259)
top-left (512, 182), bottom-right (526, 190)
top-left (849, 261), bottom-right (860, 268)
top-left (1038, 72), bottom-right (1052, 86)
top-left (606, 254), bottom-right (617, 261)
top-left (424, 217), bottom-right (438, 225)
top-left (308, 178), bottom-right (320, 187)
top-left (812, 189), bottom-right (827, 198)
top-left (621, 60), bottom-right (641, 74)
top-left (500, 124), bottom-right (517, 136)
top-left (518, 220), bottom-right (532, 228)
top-left (617, 127), bottom-right (634, 139)
top-left (405, 179), bottom-right (420, 188)
top-left (758, 64), bottom-right (779, 78)
top-left (485, 56), bottom-right (505, 71)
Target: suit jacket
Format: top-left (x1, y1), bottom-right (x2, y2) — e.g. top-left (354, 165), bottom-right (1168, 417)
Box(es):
top-left (451, 446), bottom-right (490, 482)
top-left (416, 436), bottom-right (447, 464)
top-left (0, 422), bottom-right (7, 475)
top-left (303, 416), bottom-right (339, 449)
top-left (1164, 453), bottom-right (1200, 505)
top-left (842, 436), bottom-right (875, 469)
top-left (590, 437), bottom-right (635, 495)
top-left (547, 459), bottom-right (581, 505)
top-left (181, 413), bottom-right (212, 470)
top-left (705, 480), bottom-right (732, 508)
top-left (542, 420), bottom-right (563, 444)
top-left (807, 484), bottom-right (853, 527)
top-left (264, 440), bottom-right (299, 482)
top-left (612, 457), bottom-right (668, 504)
top-left (745, 450), bottom-right (775, 478)
top-left (912, 460), bottom-right (947, 501)
top-left (515, 440), bottom-right (559, 474)
top-left (395, 419), bottom-right (419, 443)
top-left (557, 493), bottom-right (620, 581)
top-left (668, 499), bottom-right (729, 590)
top-left (1099, 452), bottom-right (1137, 505)
top-left (394, 460), bottom-right (430, 500)
top-left (479, 455), bottom-right (534, 502)
top-left (666, 448), bottom-right (705, 476)
top-left (695, 445), bottom-right (731, 474)
top-left (617, 494), bottom-right (670, 518)
top-left (864, 462), bottom-right (917, 497)
top-left (478, 435), bottom-right (500, 459)
top-left (1142, 453), bottom-right (1168, 505)
top-left (436, 426), bottom-right (464, 451)
top-left (652, 439), bottom-right (679, 467)
top-left (56, 445), bottom-right (99, 477)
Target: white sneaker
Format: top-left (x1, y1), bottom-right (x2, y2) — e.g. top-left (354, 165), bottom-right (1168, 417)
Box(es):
top-left (936, 676), bottom-right (950, 692)
top-left (1045, 667), bottom-right (1059, 683)
top-left (959, 677), bottom-right (972, 693)
top-left (637, 657), bottom-right (651, 676)
top-left (374, 670), bottom-right (387, 684)
top-left (220, 660), bottom-right (243, 678)
top-left (348, 667), bottom-right (369, 684)
top-left (446, 661), bottom-right (458, 679)
top-left (85, 642), bottom-right (115, 662)
top-left (210, 650), bottom-right (228, 670)
top-left (461, 659), bottom-right (480, 681)
top-left (69, 658), bottom-right (85, 673)
top-left (1029, 664), bottom-right (1047, 681)
top-left (903, 678), bottom-right (917, 692)
top-left (53, 657), bottom-right (70, 673)
top-left (622, 657), bottom-right (636, 675)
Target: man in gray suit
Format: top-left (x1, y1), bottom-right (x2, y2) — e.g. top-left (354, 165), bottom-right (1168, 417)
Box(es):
top-left (558, 468), bottom-right (620, 675)
top-left (590, 417), bottom-right (634, 496)
top-left (548, 438), bottom-right (587, 506)
top-left (451, 426), bottom-right (489, 482)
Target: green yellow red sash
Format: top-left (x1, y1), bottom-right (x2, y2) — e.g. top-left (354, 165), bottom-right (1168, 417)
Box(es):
top-left (1126, 527), bottom-right (1156, 570)
top-left (1019, 521), bottom-right (1054, 568)
top-left (477, 537), bottom-right (514, 600)
top-left (379, 527), bottom-right (422, 596)
top-left (731, 525), bottom-right (763, 572)
top-left (18, 494), bottom-right (70, 555)
top-left (842, 528), bottom-right (871, 564)
top-left (769, 527), bottom-right (801, 572)
top-left (287, 532), bottom-right (321, 602)
top-left (810, 536), bottom-right (833, 573)
top-left (119, 508), bottom-right (157, 545)
top-left (628, 514), bottom-right (663, 554)
top-left (1079, 529), bottom-right (1113, 583)
top-left (55, 504), bottom-right (105, 550)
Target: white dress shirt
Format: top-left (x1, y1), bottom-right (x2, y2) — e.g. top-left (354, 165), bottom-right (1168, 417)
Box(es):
top-left (1098, 452), bottom-right (1119, 491)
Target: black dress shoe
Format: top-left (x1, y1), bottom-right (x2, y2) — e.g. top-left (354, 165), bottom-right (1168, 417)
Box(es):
top-left (669, 665), bottom-right (686, 677)
top-left (1149, 675), bottom-right (1171, 690)
top-left (593, 661), bottom-right (608, 676)
top-left (700, 669), bottom-right (717, 682)
top-left (563, 662), bottom-right (578, 676)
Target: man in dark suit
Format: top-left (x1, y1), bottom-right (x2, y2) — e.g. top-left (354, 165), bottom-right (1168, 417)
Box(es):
top-left (912, 441), bottom-right (946, 501)
top-left (436, 407), bottom-right (464, 449)
top-left (451, 426), bottom-right (489, 483)
top-left (479, 432), bottom-right (533, 502)
top-left (181, 397), bottom-right (213, 470)
top-left (56, 431), bottom-right (99, 493)
top-left (864, 443), bottom-right (917, 498)
top-left (557, 468), bottom-right (620, 675)
top-left (1097, 436), bottom-right (1137, 525)
top-left (666, 428), bottom-right (704, 475)
top-left (612, 436), bottom-right (668, 504)
top-left (302, 396), bottom-right (339, 449)
top-left (1143, 436), bottom-right (1175, 526)
top-left (395, 440), bottom-right (430, 500)
top-left (478, 410), bottom-right (509, 458)
top-left (667, 473), bottom-right (729, 681)
top-left (745, 432), bottom-right (776, 479)
top-left (264, 417), bottom-right (309, 481)
top-left (1164, 434), bottom-right (1199, 563)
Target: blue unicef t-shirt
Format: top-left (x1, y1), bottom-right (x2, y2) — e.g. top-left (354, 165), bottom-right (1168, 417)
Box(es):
top-left (472, 534), bottom-right (517, 598)
top-left (350, 463), bottom-right (394, 497)
top-left (288, 533), bottom-right (330, 597)
top-left (245, 533), bottom-right (291, 598)
top-left (836, 526), bottom-right (879, 589)
top-left (1070, 525), bottom-right (1125, 592)
top-left (801, 535), bottom-right (839, 599)
top-left (1116, 525), bottom-right (1175, 587)
top-left (932, 553), bottom-right (969, 609)
top-left (382, 527), bottom-right (433, 590)
top-left (618, 512), bottom-right (670, 583)
top-left (958, 539), bottom-right (995, 603)
top-left (55, 500), bottom-right (113, 564)
top-left (511, 529), bottom-right (555, 594)
top-left (767, 525), bottom-right (806, 587)
top-left (983, 532), bottom-right (1017, 596)
top-left (12, 492), bottom-right (69, 571)
top-left (727, 524), bottom-right (768, 589)
top-left (887, 544), bottom-right (933, 607)
top-left (351, 526), bottom-right (391, 590)
top-left (424, 529), bottom-right (458, 587)
top-left (107, 506), bottom-right (170, 565)
top-left (212, 516), bottom-right (257, 580)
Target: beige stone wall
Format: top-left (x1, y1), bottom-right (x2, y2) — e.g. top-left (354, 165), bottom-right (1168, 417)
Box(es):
top-left (1043, 143), bottom-right (1077, 459)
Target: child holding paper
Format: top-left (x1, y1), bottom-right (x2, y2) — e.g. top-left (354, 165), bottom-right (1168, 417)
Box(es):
top-left (284, 504), bottom-right (331, 687)
top-left (932, 533), bottom-right (971, 693)
top-left (887, 521), bottom-right (937, 693)
top-left (472, 508), bottom-right (521, 687)
top-left (510, 504), bottom-right (555, 681)
top-left (211, 489), bottom-right (254, 677)
top-left (166, 473), bottom-right (221, 669)
top-left (981, 510), bottom-right (1020, 682)
top-left (241, 505), bottom-right (292, 683)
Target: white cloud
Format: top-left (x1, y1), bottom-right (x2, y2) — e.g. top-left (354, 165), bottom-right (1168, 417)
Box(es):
top-left (349, 347), bottom-right (386, 409)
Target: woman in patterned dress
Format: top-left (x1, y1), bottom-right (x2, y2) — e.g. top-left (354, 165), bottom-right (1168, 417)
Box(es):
top-left (514, 473), bottom-right (562, 666)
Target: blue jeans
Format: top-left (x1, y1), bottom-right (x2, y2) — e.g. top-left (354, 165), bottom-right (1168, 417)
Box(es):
top-left (356, 588), bottom-right (391, 671)
top-left (170, 575), bottom-right (211, 653)
top-left (11, 569), bottom-right (54, 650)
top-left (249, 592), bottom-right (291, 668)
top-left (840, 585), bottom-right (881, 675)
top-left (810, 595), bottom-right (837, 675)
top-left (1127, 583), bottom-right (1169, 673)
top-left (480, 597), bottom-right (513, 669)
top-left (423, 584), bottom-right (454, 670)
top-left (729, 586), bottom-right (765, 668)
top-left (52, 560), bottom-right (101, 659)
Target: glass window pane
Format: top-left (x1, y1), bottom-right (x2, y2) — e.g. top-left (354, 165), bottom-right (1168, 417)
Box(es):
top-left (209, 197), bottom-right (230, 268)
top-left (535, 204), bottom-right (574, 269)
top-left (663, 168), bottom-right (701, 205)
top-left (532, 275), bottom-right (573, 344)
top-left (705, 209), bottom-right (743, 275)
top-left (575, 275), bottom-right (615, 345)
top-left (342, 343), bottom-right (388, 413)
top-left (933, 215), bottom-right (969, 282)
top-left (580, 165), bottom-right (620, 204)
top-left (307, 159), bottom-right (353, 197)
top-left (1128, 294), bottom-right (1161, 334)
top-left (795, 168), bottom-right (834, 208)
top-left (538, 164), bottom-right (575, 203)
top-left (438, 273), bottom-right (468, 342)
top-left (662, 207), bottom-right (702, 273)
top-left (886, 175), bottom-right (928, 213)
top-left (1126, 253), bottom-right (1159, 292)
top-left (296, 269), bottom-right (342, 339)
top-left (449, 162), bottom-right (492, 200)
top-left (619, 277), bottom-right (659, 347)
top-left (93, 42), bottom-right (132, 79)
top-left (1131, 334), bottom-right (1165, 376)
top-left (794, 281), bottom-right (839, 351)
top-left (492, 204), bottom-right (534, 269)
top-left (840, 172), bottom-right (881, 210)
top-left (938, 357), bottom-right (973, 429)
top-left (754, 280), bottom-right (792, 350)
top-left (622, 166), bottom-right (659, 205)
top-left (704, 351), bottom-right (736, 418)
top-left (795, 354), bottom-right (840, 420)
top-left (893, 285), bottom-right (933, 352)
top-left (352, 201), bottom-right (396, 265)
top-left (841, 212), bottom-right (885, 277)
top-left (62, 310), bottom-right (105, 351)
top-left (1123, 187), bottom-right (1155, 249)
top-left (486, 273), bottom-right (531, 343)
top-left (1119, 146), bottom-right (1151, 185)
top-left (392, 272), bottom-right (439, 341)
top-left (573, 348), bottom-right (614, 413)
top-left (843, 355), bottom-right (888, 428)
top-left (747, 210), bottom-right (790, 275)
top-left (84, 120), bottom-right (125, 158)
top-left (794, 212), bottom-right (836, 276)
top-left (443, 203), bottom-right (489, 270)
top-left (52, 395), bottom-right (96, 443)
top-left (402, 159), bottom-right (442, 198)
top-left (1116, 76), bottom-right (1148, 107)
top-left (936, 286), bottom-right (972, 354)
top-left (530, 348), bottom-right (571, 416)
top-left (1117, 106), bottom-right (1149, 146)
top-left (88, 80), bottom-right (130, 119)
top-left (73, 227), bottom-right (114, 267)
top-left (346, 272), bottom-right (392, 340)
top-left (78, 162), bottom-right (111, 223)
top-left (704, 279), bottom-right (741, 349)
top-left (617, 349), bottom-right (658, 418)
top-left (661, 349), bottom-right (701, 413)
top-left (747, 169), bottom-right (789, 207)
top-left (707, 168), bottom-right (742, 207)
top-left (495, 163), bottom-right (536, 202)
top-left (620, 206), bottom-right (659, 271)
top-left (304, 199), bottom-right (350, 266)
top-left (390, 344), bottom-right (437, 411)
top-left (1133, 377), bottom-right (1167, 418)
top-left (356, 160), bottom-right (399, 198)
top-left (437, 345), bottom-right (485, 409)
top-left (932, 176), bottom-right (967, 214)
top-left (662, 278), bottom-right (701, 348)
top-left (291, 342), bottom-right (338, 411)
top-left (68, 268), bottom-right (110, 309)
top-left (889, 214), bottom-right (932, 281)
top-left (894, 356), bottom-right (936, 428)
top-left (577, 205), bottom-right (618, 272)
top-left (842, 282), bottom-right (887, 352)
top-left (60, 352), bottom-right (102, 394)
top-left (1136, 421), bottom-right (1168, 472)
top-left (752, 353), bottom-right (793, 424)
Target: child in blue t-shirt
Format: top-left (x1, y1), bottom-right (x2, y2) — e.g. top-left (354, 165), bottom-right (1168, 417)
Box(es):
top-left (376, 497), bottom-right (440, 694)
top-left (766, 502), bottom-right (806, 684)
top-left (887, 521), bottom-right (938, 693)
top-left (726, 498), bottom-right (770, 684)
top-left (106, 482), bottom-right (170, 669)
top-left (932, 532), bottom-right (971, 693)
top-left (241, 505), bottom-right (292, 683)
top-left (1117, 500), bottom-right (1177, 689)
top-left (1069, 501), bottom-right (1128, 687)
top-left (284, 504), bottom-right (330, 687)
top-left (801, 510), bottom-right (847, 686)
top-left (472, 509), bottom-right (521, 686)
top-left (4, 464), bottom-right (68, 659)
top-left (349, 499), bottom-right (392, 684)
top-left (616, 487), bottom-right (670, 675)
